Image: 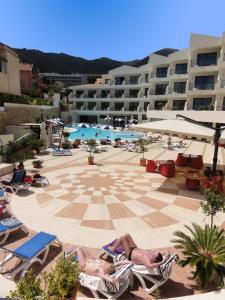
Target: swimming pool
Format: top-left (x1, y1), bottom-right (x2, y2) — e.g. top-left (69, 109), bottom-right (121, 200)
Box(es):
top-left (67, 126), bottom-right (144, 141)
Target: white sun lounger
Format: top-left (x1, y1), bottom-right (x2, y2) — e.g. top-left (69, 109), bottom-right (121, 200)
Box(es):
top-left (0, 231), bottom-right (61, 279)
top-left (66, 252), bottom-right (132, 299)
top-left (78, 259), bottom-right (131, 299)
top-left (0, 217), bottom-right (28, 245)
top-left (52, 149), bottom-right (72, 156)
top-left (115, 253), bottom-right (179, 294)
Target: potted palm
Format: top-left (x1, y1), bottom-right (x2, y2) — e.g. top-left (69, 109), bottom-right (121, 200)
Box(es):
top-left (137, 138), bottom-right (150, 166)
top-left (86, 139), bottom-right (96, 165)
top-left (172, 223), bottom-right (225, 289)
top-left (43, 255), bottom-right (81, 299)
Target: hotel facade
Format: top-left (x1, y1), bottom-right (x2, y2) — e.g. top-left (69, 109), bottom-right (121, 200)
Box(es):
top-left (63, 33), bottom-right (225, 125)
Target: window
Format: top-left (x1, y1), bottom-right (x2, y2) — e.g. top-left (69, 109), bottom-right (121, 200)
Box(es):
top-left (115, 102), bottom-right (123, 110)
top-left (194, 76), bottom-right (215, 90)
top-left (145, 74), bottom-right (149, 82)
top-left (129, 102), bottom-right (139, 111)
top-left (76, 102), bottom-right (83, 109)
top-left (88, 102), bottom-right (96, 110)
top-left (101, 102), bottom-right (109, 110)
top-left (0, 59), bottom-right (7, 74)
top-left (144, 88), bottom-right (149, 97)
top-left (155, 84), bottom-right (168, 95)
top-left (76, 90), bottom-right (83, 98)
top-left (174, 82), bottom-right (186, 93)
top-left (197, 52), bottom-right (217, 66)
top-left (130, 76), bottom-right (139, 84)
top-left (193, 98), bottom-right (213, 110)
top-left (142, 114), bottom-right (147, 120)
top-left (173, 100), bottom-right (186, 110)
top-left (154, 101), bottom-right (167, 110)
top-left (115, 90), bottom-right (124, 98)
top-left (101, 90), bottom-right (110, 98)
top-left (144, 102), bottom-right (150, 110)
top-left (175, 63), bottom-right (187, 74)
top-left (115, 77), bottom-right (124, 85)
top-left (88, 90), bottom-right (96, 98)
top-left (156, 67), bottom-right (168, 78)
top-left (129, 89), bottom-right (139, 98)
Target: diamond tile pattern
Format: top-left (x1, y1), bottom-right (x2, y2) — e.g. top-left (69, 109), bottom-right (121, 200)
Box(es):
top-left (34, 166), bottom-right (202, 229)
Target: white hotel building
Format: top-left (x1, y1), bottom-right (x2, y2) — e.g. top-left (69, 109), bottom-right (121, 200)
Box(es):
top-left (64, 33), bottom-right (225, 125)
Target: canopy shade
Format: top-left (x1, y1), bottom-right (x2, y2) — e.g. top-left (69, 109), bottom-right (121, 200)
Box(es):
top-left (77, 123), bottom-right (90, 128)
top-left (133, 120), bottom-right (215, 139)
top-left (101, 125), bottom-right (114, 130)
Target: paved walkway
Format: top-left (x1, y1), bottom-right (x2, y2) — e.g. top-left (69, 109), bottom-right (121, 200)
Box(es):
top-left (1, 139), bottom-right (225, 298)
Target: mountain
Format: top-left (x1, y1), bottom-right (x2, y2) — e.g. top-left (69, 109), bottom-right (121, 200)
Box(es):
top-left (13, 48), bottom-right (178, 74)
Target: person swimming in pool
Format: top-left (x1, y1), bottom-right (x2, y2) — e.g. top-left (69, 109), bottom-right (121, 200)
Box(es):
top-left (108, 234), bottom-right (169, 268)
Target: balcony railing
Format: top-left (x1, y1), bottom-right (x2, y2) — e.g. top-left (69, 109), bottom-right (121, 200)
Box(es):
top-left (194, 83), bottom-right (215, 90)
top-left (192, 105), bottom-right (214, 111)
top-left (189, 82), bottom-right (215, 90)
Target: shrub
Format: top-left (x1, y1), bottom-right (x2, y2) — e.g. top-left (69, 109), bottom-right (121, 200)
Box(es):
top-left (43, 255), bottom-right (81, 299)
top-left (9, 270), bottom-right (43, 300)
top-left (172, 223), bottom-right (225, 288)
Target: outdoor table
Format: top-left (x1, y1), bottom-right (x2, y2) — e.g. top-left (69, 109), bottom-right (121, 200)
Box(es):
top-left (184, 171), bottom-right (204, 191)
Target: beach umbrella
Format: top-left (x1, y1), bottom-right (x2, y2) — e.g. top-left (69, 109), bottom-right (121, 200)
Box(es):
top-left (101, 125), bottom-right (114, 130)
top-left (77, 123), bottom-right (90, 128)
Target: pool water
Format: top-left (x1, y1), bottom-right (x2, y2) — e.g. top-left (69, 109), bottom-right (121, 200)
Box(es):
top-left (67, 126), bottom-right (144, 141)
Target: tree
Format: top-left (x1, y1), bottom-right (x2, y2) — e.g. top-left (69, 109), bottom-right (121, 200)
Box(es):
top-left (172, 223), bottom-right (225, 288)
top-left (201, 187), bottom-right (225, 227)
top-left (86, 139), bottom-right (96, 157)
top-left (136, 138), bottom-right (150, 159)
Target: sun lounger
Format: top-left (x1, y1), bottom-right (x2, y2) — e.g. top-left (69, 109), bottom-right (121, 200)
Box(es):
top-left (0, 231), bottom-right (61, 279)
top-left (0, 217), bottom-right (28, 245)
top-left (52, 149), bottom-right (72, 156)
top-left (102, 240), bottom-right (179, 293)
top-left (115, 253), bottom-right (179, 294)
top-left (0, 170), bottom-right (30, 194)
top-left (70, 254), bottom-right (132, 299)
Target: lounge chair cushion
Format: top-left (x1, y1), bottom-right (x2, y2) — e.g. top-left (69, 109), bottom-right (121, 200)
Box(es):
top-left (0, 217), bottom-right (22, 230)
top-left (14, 231), bottom-right (56, 259)
top-left (103, 239), bottom-right (125, 256)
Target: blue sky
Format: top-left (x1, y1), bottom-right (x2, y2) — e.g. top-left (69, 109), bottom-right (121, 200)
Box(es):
top-left (1, 0), bottom-right (225, 60)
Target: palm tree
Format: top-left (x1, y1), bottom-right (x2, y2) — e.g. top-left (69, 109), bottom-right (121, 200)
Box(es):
top-left (172, 223), bottom-right (225, 288)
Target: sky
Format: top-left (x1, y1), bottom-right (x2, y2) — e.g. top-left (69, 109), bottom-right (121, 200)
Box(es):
top-left (1, 0), bottom-right (225, 61)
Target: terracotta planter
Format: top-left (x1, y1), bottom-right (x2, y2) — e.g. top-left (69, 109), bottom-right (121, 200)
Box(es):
top-left (32, 161), bottom-right (43, 169)
top-left (140, 158), bottom-right (147, 167)
top-left (88, 156), bottom-right (94, 165)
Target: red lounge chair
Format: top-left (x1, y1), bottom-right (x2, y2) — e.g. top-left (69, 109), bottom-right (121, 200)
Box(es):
top-left (202, 178), bottom-right (212, 191)
top-left (146, 160), bottom-right (157, 173)
top-left (190, 155), bottom-right (203, 169)
top-left (176, 153), bottom-right (188, 167)
top-left (160, 161), bottom-right (175, 178)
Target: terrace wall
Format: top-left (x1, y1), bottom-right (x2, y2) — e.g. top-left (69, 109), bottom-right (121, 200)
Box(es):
top-left (0, 111), bottom-right (6, 134)
top-left (4, 103), bottom-right (59, 125)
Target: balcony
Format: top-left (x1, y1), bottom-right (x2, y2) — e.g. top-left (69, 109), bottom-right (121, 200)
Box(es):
top-left (187, 82), bottom-right (216, 95)
top-left (190, 58), bottom-right (218, 73)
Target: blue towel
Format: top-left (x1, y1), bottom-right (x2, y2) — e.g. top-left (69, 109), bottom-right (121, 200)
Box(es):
top-left (0, 190), bottom-right (5, 197)
top-left (1, 217), bottom-right (22, 228)
top-left (0, 223), bottom-right (7, 232)
top-left (15, 231), bottom-right (56, 259)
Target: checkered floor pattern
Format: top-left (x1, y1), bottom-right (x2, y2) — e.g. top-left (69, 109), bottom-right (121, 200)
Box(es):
top-left (34, 165), bottom-right (202, 230)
